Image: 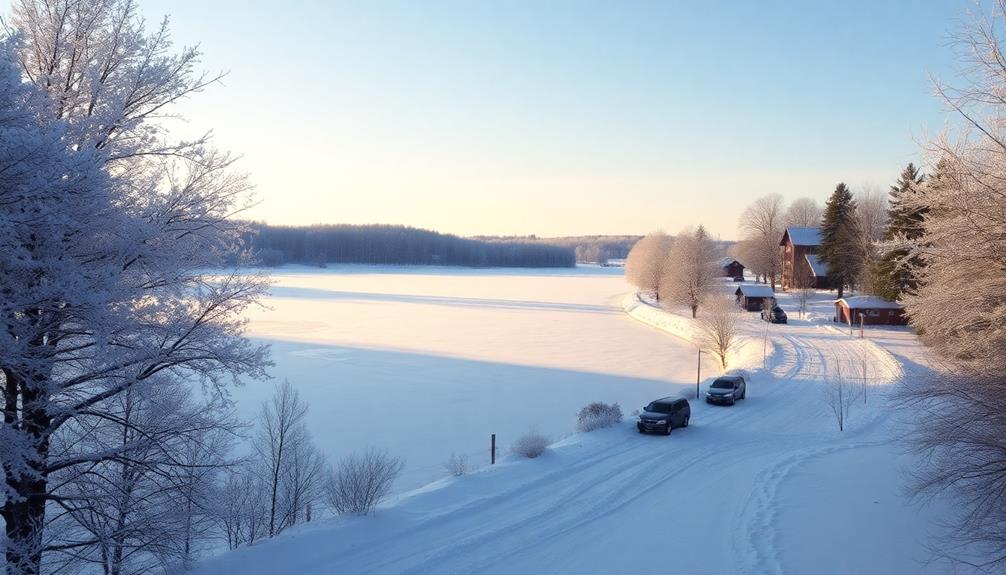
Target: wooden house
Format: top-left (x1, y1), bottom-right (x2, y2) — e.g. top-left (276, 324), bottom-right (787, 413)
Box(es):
top-left (834, 296), bottom-right (907, 326)
top-left (735, 284), bottom-right (776, 312)
top-left (719, 257), bottom-right (745, 279)
top-left (779, 227), bottom-right (829, 290)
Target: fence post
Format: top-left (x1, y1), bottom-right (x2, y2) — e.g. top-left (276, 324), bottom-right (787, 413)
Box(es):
top-left (491, 433), bottom-right (496, 465)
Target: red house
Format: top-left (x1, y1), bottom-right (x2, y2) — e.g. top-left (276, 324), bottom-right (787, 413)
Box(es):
top-left (834, 296), bottom-right (907, 326)
top-left (780, 227), bottom-right (829, 290)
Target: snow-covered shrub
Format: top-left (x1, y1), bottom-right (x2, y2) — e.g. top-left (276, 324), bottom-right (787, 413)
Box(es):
top-left (443, 453), bottom-right (469, 477)
top-left (576, 402), bottom-right (623, 432)
top-left (511, 431), bottom-right (550, 459)
top-left (325, 449), bottom-right (403, 515)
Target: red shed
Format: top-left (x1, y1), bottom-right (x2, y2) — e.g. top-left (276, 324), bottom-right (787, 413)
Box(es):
top-left (835, 296), bottom-right (906, 326)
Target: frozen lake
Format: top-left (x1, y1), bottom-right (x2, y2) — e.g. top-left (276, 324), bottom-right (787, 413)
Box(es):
top-left (238, 265), bottom-right (717, 490)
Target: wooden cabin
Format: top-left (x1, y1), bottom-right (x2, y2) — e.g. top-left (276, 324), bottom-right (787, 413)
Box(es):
top-left (735, 284), bottom-right (776, 311)
top-left (779, 227), bottom-right (829, 290)
top-left (835, 296), bottom-right (907, 326)
top-left (719, 257), bottom-right (745, 280)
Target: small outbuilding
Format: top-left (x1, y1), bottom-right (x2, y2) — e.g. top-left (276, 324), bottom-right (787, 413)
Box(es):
top-left (735, 284), bottom-right (776, 312)
top-left (719, 257), bottom-right (745, 279)
top-left (834, 296), bottom-right (906, 326)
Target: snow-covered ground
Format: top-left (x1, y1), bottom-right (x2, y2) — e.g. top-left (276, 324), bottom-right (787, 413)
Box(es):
top-left (196, 267), bottom-right (958, 574)
top-left (235, 265), bottom-right (723, 490)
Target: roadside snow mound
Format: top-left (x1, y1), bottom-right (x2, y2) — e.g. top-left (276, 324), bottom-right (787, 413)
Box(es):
top-left (622, 292), bottom-right (703, 342)
top-left (622, 292), bottom-right (763, 373)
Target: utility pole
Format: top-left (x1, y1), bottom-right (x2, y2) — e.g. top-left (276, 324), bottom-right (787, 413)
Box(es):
top-left (696, 349), bottom-right (702, 399)
top-left (762, 323), bottom-right (769, 369)
top-left (491, 434), bottom-right (496, 465)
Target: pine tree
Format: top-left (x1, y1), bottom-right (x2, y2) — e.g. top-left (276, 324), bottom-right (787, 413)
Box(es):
top-left (818, 183), bottom-right (859, 298)
top-left (874, 162), bottom-right (930, 300)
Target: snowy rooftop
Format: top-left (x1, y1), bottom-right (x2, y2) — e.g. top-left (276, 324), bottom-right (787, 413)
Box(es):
top-left (735, 284), bottom-right (776, 298)
top-left (719, 257), bottom-right (740, 267)
top-left (782, 227), bottom-right (822, 247)
top-left (805, 254), bottom-right (827, 277)
top-left (836, 296), bottom-right (903, 309)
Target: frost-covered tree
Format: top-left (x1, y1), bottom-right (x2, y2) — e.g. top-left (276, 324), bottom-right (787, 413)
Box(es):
top-left (698, 296), bottom-right (741, 369)
top-left (738, 194), bottom-right (785, 289)
top-left (897, 2), bottom-right (1006, 568)
top-left (818, 183), bottom-right (859, 298)
top-left (822, 362), bottom-right (854, 432)
top-left (254, 381), bottom-right (323, 538)
top-left (850, 185), bottom-right (888, 294)
top-left (783, 197), bottom-right (823, 228)
top-left (50, 383), bottom-right (238, 574)
top-left (0, 4), bottom-right (267, 572)
top-left (874, 162), bottom-right (927, 301)
top-left (625, 232), bottom-right (672, 298)
top-left (661, 226), bottom-right (720, 318)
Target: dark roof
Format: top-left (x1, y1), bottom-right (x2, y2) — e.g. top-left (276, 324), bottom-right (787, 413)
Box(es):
top-left (780, 227), bottom-right (822, 247)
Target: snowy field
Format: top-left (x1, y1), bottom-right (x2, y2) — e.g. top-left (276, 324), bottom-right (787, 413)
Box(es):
top-left (236, 265), bottom-right (721, 490)
top-left (197, 266), bottom-right (959, 574)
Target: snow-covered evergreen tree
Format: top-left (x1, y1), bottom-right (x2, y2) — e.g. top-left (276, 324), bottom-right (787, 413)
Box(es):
top-left (875, 163), bottom-right (926, 301)
top-left (818, 183), bottom-right (859, 297)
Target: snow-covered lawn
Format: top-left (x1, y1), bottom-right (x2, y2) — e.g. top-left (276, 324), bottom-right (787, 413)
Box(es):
top-left (196, 268), bottom-right (957, 574)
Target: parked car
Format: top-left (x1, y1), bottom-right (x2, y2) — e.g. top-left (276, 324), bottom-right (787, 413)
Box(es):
top-left (761, 305), bottom-right (788, 324)
top-left (706, 375), bottom-right (746, 406)
top-left (637, 397), bottom-right (691, 435)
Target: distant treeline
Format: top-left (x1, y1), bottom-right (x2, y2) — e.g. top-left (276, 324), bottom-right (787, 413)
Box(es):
top-left (474, 235), bottom-right (642, 264)
top-left (248, 224), bottom-right (576, 268)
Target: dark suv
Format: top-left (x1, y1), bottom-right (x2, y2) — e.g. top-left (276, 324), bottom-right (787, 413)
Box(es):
top-left (761, 305), bottom-right (788, 324)
top-left (706, 375), bottom-right (746, 406)
top-left (637, 397), bottom-right (691, 435)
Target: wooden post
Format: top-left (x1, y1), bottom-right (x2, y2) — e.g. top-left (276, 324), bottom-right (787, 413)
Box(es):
top-left (859, 313), bottom-right (865, 338)
top-left (491, 434), bottom-right (496, 465)
top-left (696, 349), bottom-right (702, 399)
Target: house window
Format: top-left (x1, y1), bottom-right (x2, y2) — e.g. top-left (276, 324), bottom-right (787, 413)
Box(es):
top-left (868, 309), bottom-right (880, 317)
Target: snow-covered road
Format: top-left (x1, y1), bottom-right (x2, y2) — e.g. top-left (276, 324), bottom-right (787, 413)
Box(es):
top-left (194, 268), bottom-right (956, 575)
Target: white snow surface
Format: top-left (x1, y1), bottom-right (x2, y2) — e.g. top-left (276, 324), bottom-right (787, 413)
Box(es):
top-left (838, 295), bottom-right (904, 309)
top-left (805, 253), bottom-right (828, 277)
top-left (194, 268), bottom-right (959, 575)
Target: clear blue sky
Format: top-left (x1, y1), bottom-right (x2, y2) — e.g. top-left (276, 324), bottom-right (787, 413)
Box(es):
top-left (142, 0), bottom-right (965, 239)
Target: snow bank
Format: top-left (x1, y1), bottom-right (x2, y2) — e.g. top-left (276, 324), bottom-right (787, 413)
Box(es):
top-left (622, 292), bottom-right (703, 342)
top-left (621, 292), bottom-right (763, 375)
